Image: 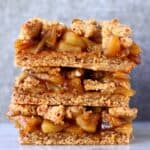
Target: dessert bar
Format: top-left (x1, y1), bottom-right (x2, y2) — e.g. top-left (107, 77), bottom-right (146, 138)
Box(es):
top-left (7, 17), bottom-right (141, 145)
top-left (8, 105), bottom-right (137, 144)
top-left (12, 67), bottom-right (133, 106)
top-left (15, 18), bottom-right (141, 72)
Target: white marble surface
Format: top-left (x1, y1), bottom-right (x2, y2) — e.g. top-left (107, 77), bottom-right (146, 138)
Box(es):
top-left (0, 122), bottom-right (150, 150)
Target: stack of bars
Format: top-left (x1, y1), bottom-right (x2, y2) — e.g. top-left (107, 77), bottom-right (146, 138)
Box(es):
top-left (7, 18), bottom-right (141, 145)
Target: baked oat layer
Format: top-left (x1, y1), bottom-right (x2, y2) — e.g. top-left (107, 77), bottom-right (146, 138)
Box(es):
top-left (15, 18), bottom-right (141, 71)
top-left (12, 87), bottom-right (130, 106)
top-left (19, 128), bottom-right (132, 145)
top-left (16, 51), bottom-right (135, 72)
top-left (15, 67), bottom-right (134, 96)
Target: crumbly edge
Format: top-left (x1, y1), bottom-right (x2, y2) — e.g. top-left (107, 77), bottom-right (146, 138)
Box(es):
top-left (19, 130), bottom-right (131, 145)
top-left (12, 87), bottom-right (130, 107)
top-left (15, 51), bottom-right (135, 72)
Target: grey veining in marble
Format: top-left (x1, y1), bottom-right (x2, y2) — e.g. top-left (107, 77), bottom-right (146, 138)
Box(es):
top-left (0, 0), bottom-right (150, 122)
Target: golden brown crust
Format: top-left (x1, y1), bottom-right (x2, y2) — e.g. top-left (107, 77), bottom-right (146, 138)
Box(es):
top-left (15, 51), bottom-right (135, 72)
top-left (19, 128), bottom-right (132, 145)
top-left (12, 87), bottom-right (129, 107)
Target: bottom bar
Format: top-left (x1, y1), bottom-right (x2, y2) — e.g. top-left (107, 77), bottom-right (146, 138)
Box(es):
top-left (19, 124), bottom-right (132, 145)
top-left (8, 105), bottom-right (137, 145)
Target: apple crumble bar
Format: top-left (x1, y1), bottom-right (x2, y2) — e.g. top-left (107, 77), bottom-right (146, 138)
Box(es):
top-left (8, 105), bottom-right (137, 144)
top-left (11, 67), bottom-right (133, 106)
top-left (15, 18), bottom-right (141, 72)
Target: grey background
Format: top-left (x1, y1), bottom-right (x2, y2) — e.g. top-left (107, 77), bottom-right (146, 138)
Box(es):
top-left (0, 0), bottom-right (149, 122)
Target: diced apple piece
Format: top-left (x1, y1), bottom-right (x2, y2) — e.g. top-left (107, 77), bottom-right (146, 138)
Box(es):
top-left (115, 123), bottom-right (132, 134)
top-left (35, 30), bottom-right (56, 53)
top-left (26, 117), bottom-right (42, 132)
top-left (105, 114), bottom-right (126, 127)
top-left (33, 72), bottom-right (64, 85)
top-left (15, 39), bottom-right (36, 50)
top-left (115, 87), bottom-right (135, 96)
top-left (66, 106), bottom-right (85, 119)
top-left (130, 42), bottom-right (141, 56)
top-left (68, 77), bottom-right (83, 92)
top-left (41, 120), bottom-right (64, 133)
top-left (48, 75), bottom-right (64, 85)
top-left (113, 72), bottom-right (130, 80)
top-left (45, 82), bottom-right (60, 92)
top-left (45, 28), bottom-right (57, 48)
top-left (18, 117), bottom-right (42, 132)
top-left (65, 125), bottom-right (84, 134)
top-left (82, 37), bottom-right (102, 52)
top-left (105, 36), bottom-right (121, 57)
top-left (63, 32), bottom-right (86, 48)
top-left (82, 37), bottom-right (95, 47)
top-left (76, 113), bottom-right (100, 133)
top-left (57, 41), bottom-right (82, 52)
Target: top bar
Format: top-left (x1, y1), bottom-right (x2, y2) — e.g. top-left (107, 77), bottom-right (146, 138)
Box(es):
top-left (15, 18), bottom-right (141, 72)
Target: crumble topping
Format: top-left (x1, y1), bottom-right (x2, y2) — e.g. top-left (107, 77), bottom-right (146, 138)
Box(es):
top-left (100, 19), bottom-right (133, 57)
top-left (19, 18), bottom-right (66, 40)
top-left (71, 18), bottom-right (101, 38)
top-left (37, 105), bottom-right (65, 125)
top-left (19, 18), bottom-right (42, 40)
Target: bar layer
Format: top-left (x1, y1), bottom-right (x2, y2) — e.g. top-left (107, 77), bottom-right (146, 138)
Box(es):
top-left (15, 18), bottom-right (141, 72)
